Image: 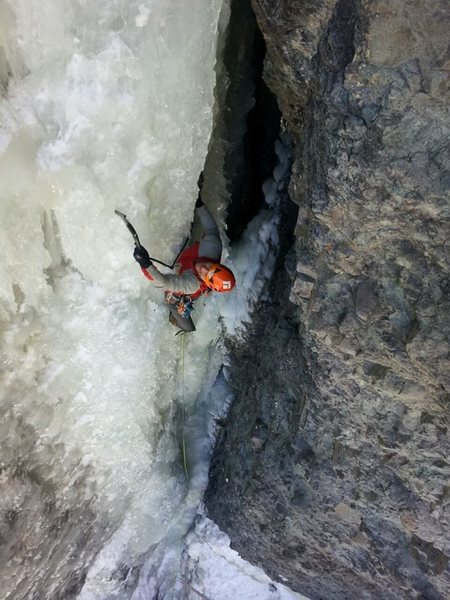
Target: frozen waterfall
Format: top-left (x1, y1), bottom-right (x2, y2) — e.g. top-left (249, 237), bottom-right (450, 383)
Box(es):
top-left (0, 1), bottom-right (299, 599)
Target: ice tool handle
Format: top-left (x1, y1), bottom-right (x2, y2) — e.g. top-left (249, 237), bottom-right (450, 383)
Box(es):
top-left (115, 209), bottom-right (189, 270)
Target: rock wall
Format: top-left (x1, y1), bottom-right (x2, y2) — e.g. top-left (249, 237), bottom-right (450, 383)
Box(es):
top-left (206, 1), bottom-right (450, 599)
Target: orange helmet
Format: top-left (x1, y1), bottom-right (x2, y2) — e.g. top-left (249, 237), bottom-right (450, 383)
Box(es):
top-left (202, 263), bottom-right (236, 292)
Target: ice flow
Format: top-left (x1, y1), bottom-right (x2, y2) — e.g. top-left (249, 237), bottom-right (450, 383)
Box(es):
top-left (0, 1), bottom-right (230, 598)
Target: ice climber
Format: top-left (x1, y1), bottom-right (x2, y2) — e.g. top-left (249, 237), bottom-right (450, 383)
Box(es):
top-left (133, 176), bottom-right (236, 332)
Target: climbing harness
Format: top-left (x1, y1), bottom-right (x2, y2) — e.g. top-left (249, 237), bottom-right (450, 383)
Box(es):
top-left (165, 291), bottom-right (194, 319)
top-left (115, 210), bottom-right (188, 269)
top-left (177, 296), bottom-right (194, 319)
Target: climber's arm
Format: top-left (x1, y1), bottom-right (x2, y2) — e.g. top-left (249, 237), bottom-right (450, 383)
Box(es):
top-left (140, 263), bottom-right (200, 295)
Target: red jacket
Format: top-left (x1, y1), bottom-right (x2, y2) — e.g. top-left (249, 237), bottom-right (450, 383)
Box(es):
top-left (140, 205), bottom-right (222, 298)
top-left (142, 241), bottom-right (211, 299)
top-left (174, 241), bottom-right (210, 299)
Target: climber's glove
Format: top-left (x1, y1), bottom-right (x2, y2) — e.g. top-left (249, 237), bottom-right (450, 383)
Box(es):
top-left (133, 245), bottom-right (152, 269)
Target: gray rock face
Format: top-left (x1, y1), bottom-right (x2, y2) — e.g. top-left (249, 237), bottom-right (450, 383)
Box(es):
top-left (206, 1), bottom-right (450, 599)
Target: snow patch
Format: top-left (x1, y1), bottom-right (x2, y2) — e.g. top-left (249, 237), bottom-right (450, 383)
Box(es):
top-left (181, 516), bottom-right (308, 600)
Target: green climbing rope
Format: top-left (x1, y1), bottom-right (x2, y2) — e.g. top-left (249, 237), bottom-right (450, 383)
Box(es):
top-left (180, 333), bottom-right (189, 478)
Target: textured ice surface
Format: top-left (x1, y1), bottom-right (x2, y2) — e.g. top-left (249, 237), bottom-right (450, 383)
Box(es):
top-left (181, 516), bottom-right (309, 600)
top-left (0, 1), bottom-right (227, 597)
top-left (0, 1), bottom-right (295, 598)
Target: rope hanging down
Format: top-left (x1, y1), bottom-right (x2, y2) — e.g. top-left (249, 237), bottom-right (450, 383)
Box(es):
top-left (176, 577), bottom-right (210, 600)
top-left (180, 332), bottom-right (189, 478)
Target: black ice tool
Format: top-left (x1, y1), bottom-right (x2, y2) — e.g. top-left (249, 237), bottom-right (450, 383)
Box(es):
top-left (115, 210), bottom-right (142, 247)
top-left (115, 209), bottom-right (189, 269)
